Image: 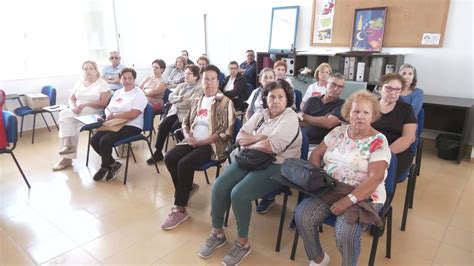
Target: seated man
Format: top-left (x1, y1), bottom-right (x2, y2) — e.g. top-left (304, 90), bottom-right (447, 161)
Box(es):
top-left (102, 51), bottom-right (126, 91)
top-left (256, 73), bottom-right (346, 214)
top-left (219, 61), bottom-right (250, 112)
top-left (239, 50), bottom-right (257, 89)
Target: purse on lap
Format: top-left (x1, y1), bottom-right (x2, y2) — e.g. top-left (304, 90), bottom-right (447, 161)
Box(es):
top-left (97, 118), bottom-right (129, 132)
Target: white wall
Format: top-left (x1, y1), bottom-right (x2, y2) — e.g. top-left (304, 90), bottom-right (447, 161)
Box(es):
top-left (1, 0), bottom-right (472, 131)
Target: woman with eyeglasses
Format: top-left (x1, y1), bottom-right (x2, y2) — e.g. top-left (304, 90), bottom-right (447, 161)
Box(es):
top-left (139, 59), bottom-right (167, 113)
top-left (372, 73), bottom-right (417, 177)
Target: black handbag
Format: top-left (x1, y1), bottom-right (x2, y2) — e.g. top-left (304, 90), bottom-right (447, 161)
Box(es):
top-left (272, 158), bottom-right (337, 197)
top-left (235, 117), bottom-right (299, 171)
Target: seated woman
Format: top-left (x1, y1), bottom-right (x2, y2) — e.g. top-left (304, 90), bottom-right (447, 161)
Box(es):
top-left (181, 50), bottom-right (194, 65)
top-left (295, 90), bottom-right (391, 266)
top-left (245, 67), bottom-right (275, 120)
top-left (139, 59), bottom-right (167, 113)
top-left (90, 68), bottom-right (148, 182)
top-left (166, 56), bottom-right (186, 88)
top-left (198, 80), bottom-right (302, 266)
top-left (398, 63), bottom-right (424, 115)
top-left (301, 62), bottom-right (332, 110)
top-left (147, 64), bottom-right (203, 164)
top-left (219, 61), bottom-right (250, 112)
top-left (161, 65), bottom-right (235, 230)
top-left (273, 60), bottom-right (293, 87)
top-left (53, 61), bottom-right (111, 171)
top-left (372, 73), bottom-right (417, 178)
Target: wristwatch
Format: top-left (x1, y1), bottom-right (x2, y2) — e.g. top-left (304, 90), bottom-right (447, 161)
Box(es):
top-left (347, 193), bottom-right (358, 204)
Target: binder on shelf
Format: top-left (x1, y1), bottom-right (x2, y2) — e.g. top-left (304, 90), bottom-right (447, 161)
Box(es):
top-left (348, 57), bottom-right (356, 81)
top-left (343, 57), bottom-right (350, 79)
top-left (368, 57), bottom-right (385, 83)
top-left (385, 64), bottom-right (395, 74)
top-left (356, 62), bottom-right (365, 82)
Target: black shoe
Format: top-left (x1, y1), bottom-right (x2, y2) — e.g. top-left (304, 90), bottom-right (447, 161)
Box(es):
top-left (146, 152), bottom-right (164, 165)
top-left (106, 162), bottom-right (122, 181)
top-left (93, 167), bottom-right (108, 181)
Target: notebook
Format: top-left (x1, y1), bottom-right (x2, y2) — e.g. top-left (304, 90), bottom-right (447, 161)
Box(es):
top-left (75, 114), bottom-right (104, 128)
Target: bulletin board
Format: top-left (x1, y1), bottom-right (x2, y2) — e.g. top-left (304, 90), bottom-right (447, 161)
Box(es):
top-left (310, 0), bottom-right (451, 48)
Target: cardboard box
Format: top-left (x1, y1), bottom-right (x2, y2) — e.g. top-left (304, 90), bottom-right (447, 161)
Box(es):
top-left (24, 93), bottom-right (49, 110)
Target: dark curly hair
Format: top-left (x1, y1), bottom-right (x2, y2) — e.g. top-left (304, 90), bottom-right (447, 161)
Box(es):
top-left (261, 79), bottom-right (294, 109)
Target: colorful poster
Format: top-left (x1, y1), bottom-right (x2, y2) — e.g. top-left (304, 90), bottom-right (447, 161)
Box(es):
top-left (313, 0), bottom-right (336, 43)
top-left (351, 7), bottom-right (387, 52)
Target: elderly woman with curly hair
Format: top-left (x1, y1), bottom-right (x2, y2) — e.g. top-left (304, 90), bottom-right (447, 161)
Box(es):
top-left (295, 90), bottom-right (391, 266)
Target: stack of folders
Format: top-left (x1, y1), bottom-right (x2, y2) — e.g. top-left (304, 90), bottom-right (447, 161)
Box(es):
top-left (368, 57), bottom-right (386, 83)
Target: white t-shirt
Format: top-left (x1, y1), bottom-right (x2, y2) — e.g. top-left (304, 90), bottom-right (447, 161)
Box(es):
top-left (193, 96), bottom-right (215, 141)
top-left (302, 82), bottom-right (327, 103)
top-left (223, 77), bottom-right (235, 92)
top-left (107, 87), bottom-right (148, 129)
top-left (72, 78), bottom-right (110, 114)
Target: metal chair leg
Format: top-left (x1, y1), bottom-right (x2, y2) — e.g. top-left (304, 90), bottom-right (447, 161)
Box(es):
top-left (40, 113), bottom-right (51, 132)
top-left (146, 138), bottom-right (160, 174)
top-left (49, 112), bottom-right (58, 130)
top-left (11, 152), bottom-right (31, 188)
top-left (275, 192), bottom-right (289, 252)
top-left (290, 229), bottom-right (299, 260)
top-left (130, 145), bottom-right (137, 163)
top-left (86, 130), bottom-right (92, 166)
top-left (204, 170), bottom-right (210, 184)
top-left (387, 208), bottom-right (392, 259)
top-left (123, 143), bottom-right (131, 185)
top-left (20, 116), bottom-right (24, 137)
top-left (31, 114), bottom-right (37, 144)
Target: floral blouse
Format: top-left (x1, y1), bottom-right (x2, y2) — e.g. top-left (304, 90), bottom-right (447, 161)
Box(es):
top-left (323, 124), bottom-right (391, 204)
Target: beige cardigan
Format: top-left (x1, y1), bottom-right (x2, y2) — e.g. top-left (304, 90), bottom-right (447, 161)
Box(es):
top-left (168, 82), bottom-right (203, 122)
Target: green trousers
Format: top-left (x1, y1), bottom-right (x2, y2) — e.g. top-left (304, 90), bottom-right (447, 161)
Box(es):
top-left (211, 161), bottom-right (283, 237)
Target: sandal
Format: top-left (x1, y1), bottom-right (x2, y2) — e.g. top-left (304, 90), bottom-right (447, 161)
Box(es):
top-left (52, 159), bottom-right (72, 171)
top-left (59, 146), bottom-right (76, 155)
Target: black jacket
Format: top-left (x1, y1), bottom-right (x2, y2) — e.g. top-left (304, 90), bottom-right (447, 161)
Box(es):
top-left (219, 73), bottom-right (249, 111)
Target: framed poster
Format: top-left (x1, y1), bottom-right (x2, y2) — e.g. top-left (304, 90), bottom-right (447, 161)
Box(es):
top-left (350, 7), bottom-right (387, 52)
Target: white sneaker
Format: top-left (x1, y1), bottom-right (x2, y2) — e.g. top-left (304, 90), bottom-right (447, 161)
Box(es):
top-left (309, 252), bottom-right (330, 266)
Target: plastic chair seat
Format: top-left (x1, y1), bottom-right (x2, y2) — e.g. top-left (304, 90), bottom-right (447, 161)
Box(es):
top-left (112, 135), bottom-right (146, 146)
top-left (14, 106), bottom-right (35, 116)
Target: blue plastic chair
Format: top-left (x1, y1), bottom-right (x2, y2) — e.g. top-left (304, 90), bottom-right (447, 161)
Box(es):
top-left (110, 104), bottom-right (160, 184)
top-left (14, 85), bottom-right (58, 144)
top-left (1, 111), bottom-right (31, 188)
top-left (290, 154), bottom-right (398, 266)
top-left (399, 108), bottom-right (425, 231)
top-left (197, 118), bottom-right (242, 184)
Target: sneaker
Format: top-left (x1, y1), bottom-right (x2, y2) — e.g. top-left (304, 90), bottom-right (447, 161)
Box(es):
top-left (161, 207), bottom-right (189, 230)
top-left (221, 241), bottom-right (251, 266)
top-left (189, 183), bottom-right (200, 200)
top-left (256, 198), bottom-right (276, 214)
top-left (309, 252), bottom-right (330, 266)
top-left (146, 152), bottom-right (164, 165)
top-left (52, 158), bottom-right (72, 171)
top-left (198, 233), bottom-right (227, 259)
top-left (93, 167), bottom-right (108, 181)
top-left (106, 161), bottom-right (122, 181)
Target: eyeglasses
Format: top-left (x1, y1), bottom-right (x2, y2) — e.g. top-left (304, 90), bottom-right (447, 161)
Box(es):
top-left (383, 85), bottom-right (402, 93)
top-left (329, 82), bottom-right (344, 89)
top-left (229, 67), bottom-right (239, 70)
top-left (152, 66), bottom-right (161, 69)
top-left (109, 56), bottom-right (120, 60)
top-left (184, 72), bottom-right (194, 76)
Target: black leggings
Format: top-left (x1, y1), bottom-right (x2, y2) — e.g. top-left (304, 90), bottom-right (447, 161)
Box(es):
top-left (91, 126), bottom-right (142, 168)
top-left (164, 144), bottom-right (212, 207)
top-left (154, 114), bottom-right (182, 152)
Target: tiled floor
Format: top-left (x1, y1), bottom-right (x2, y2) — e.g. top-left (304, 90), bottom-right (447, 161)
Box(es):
top-left (1, 126), bottom-right (473, 265)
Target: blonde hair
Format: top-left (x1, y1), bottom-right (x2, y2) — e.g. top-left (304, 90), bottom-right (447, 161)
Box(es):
top-left (82, 60), bottom-right (100, 78)
top-left (314, 63), bottom-right (332, 81)
top-left (341, 90), bottom-right (381, 123)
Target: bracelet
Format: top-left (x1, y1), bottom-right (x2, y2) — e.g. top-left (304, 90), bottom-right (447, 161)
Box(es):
top-left (347, 193), bottom-right (358, 204)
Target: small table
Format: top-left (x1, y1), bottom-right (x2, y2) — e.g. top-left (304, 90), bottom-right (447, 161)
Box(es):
top-left (423, 95), bottom-right (474, 164)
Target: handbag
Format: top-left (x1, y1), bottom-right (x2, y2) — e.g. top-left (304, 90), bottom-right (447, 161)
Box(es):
top-left (235, 116), bottom-right (299, 171)
top-left (97, 118), bottom-right (128, 132)
top-left (275, 158), bottom-right (337, 197)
